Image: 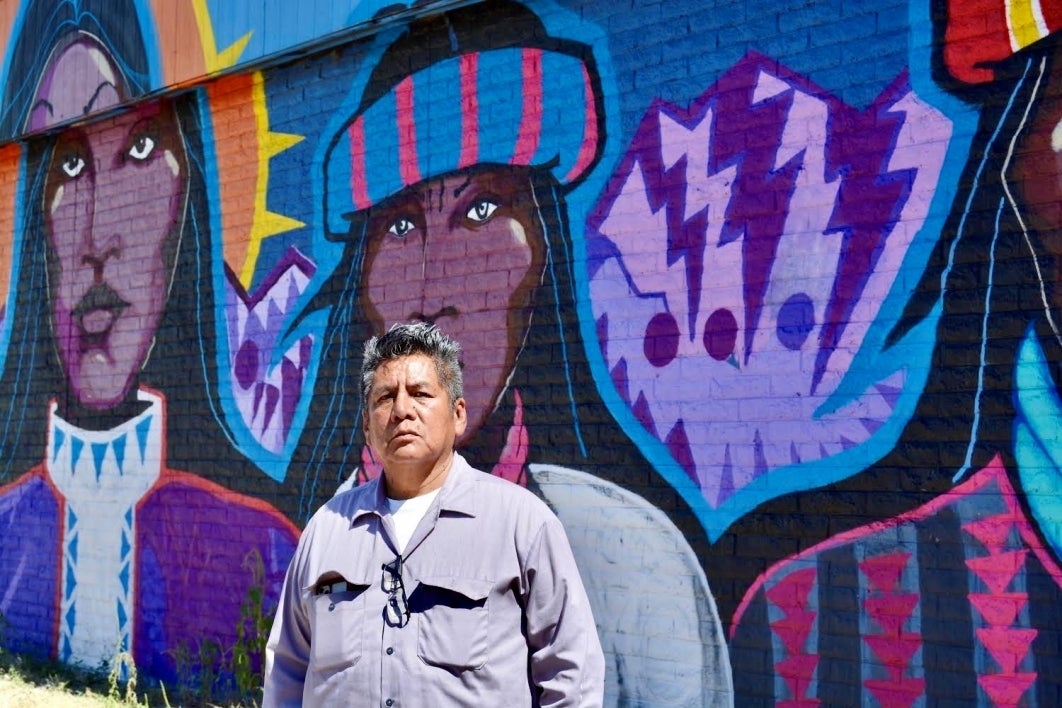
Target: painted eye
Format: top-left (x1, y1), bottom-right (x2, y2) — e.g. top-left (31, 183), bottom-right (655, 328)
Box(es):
top-left (466, 199), bottom-right (498, 223)
top-left (388, 217), bottom-right (416, 238)
top-left (60, 154), bottom-right (85, 178)
top-left (128, 134), bottom-right (156, 161)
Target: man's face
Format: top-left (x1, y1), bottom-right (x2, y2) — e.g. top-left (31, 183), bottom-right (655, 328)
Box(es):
top-left (361, 169), bottom-right (545, 440)
top-left (33, 39), bottom-right (189, 409)
top-left (363, 353), bottom-right (467, 478)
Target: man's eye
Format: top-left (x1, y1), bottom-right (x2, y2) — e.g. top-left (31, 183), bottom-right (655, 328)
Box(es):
top-left (128, 134), bottom-right (156, 161)
top-left (466, 199), bottom-right (498, 223)
top-left (60, 154), bottom-right (85, 178)
top-left (388, 217), bottom-right (416, 238)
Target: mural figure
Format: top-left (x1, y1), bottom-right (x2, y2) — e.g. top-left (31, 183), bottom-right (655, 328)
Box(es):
top-left (0, 0), bottom-right (297, 684)
top-left (725, 2), bottom-right (1062, 704)
top-left (296, 1), bottom-right (732, 704)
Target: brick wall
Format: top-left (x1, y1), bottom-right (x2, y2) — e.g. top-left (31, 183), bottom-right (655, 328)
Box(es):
top-left (0, 0), bottom-right (1060, 703)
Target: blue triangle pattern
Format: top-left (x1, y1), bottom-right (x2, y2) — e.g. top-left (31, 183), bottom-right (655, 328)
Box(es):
top-left (125, 508), bottom-right (133, 527)
top-left (61, 636), bottom-right (72, 661)
top-left (64, 561), bottom-right (77, 600)
top-left (119, 561), bottom-right (130, 595)
top-left (66, 506), bottom-right (77, 530)
top-left (135, 417), bottom-right (152, 464)
top-left (112, 434), bottom-right (126, 474)
top-left (53, 428), bottom-right (66, 463)
top-left (116, 598), bottom-right (127, 631)
top-left (91, 442), bottom-right (107, 482)
top-left (120, 531), bottom-right (131, 564)
top-left (69, 532), bottom-right (78, 563)
top-left (70, 437), bottom-right (84, 471)
top-left (65, 602), bottom-right (76, 632)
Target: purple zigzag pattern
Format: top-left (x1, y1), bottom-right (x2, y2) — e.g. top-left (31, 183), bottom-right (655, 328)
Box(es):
top-left (225, 247), bottom-right (316, 454)
top-left (586, 52), bottom-right (950, 507)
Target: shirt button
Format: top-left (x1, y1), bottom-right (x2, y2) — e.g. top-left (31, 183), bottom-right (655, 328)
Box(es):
top-left (385, 700), bottom-right (394, 707)
top-left (386, 647), bottom-right (394, 655)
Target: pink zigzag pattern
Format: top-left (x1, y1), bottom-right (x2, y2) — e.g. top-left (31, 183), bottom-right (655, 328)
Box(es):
top-left (858, 551), bottom-right (925, 707)
top-left (963, 511), bottom-right (1037, 707)
top-left (766, 567), bottom-right (819, 707)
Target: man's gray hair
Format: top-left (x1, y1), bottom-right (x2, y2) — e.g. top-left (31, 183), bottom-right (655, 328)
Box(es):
top-left (361, 323), bottom-right (464, 408)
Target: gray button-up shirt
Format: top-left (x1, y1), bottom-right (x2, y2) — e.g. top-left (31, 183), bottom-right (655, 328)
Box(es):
top-left (264, 454), bottom-right (605, 706)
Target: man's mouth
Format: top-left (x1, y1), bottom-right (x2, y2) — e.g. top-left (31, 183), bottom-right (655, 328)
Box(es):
top-left (71, 284), bottom-right (130, 348)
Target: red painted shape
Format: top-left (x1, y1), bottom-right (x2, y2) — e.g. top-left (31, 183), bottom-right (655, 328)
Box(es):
top-left (978, 672), bottom-right (1036, 707)
top-left (864, 633), bottom-right (921, 670)
top-left (863, 677), bottom-right (925, 708)
top-left (969, 593), bottom-right (1026, 627)
top-left (966, 550), bottom-right (1028, 596)
top-left (975, 627), bottom-right (1037, 674)
top-left (766, 567), bottom-right (817, 610)
top-left (513, 48), bottom-right (543, 165)
top-left (777, 654), bottom-right (819, 701)
top-left (863, 593), bottom-right (918, 636)
top-left (395, 75), bottom-right (421, 188)
top-left (770, 608), bottom-right (816, 656)
top-left (963, 514), bottom-right (1016, 554)
top-left (564, 63), bottom-right (599, 183)
top-left (859, 551), bottom-right (910, 594)
top-left (347, 117), bottom-right (370, 210)
top-left (457, 53), bottom-right (479, 169)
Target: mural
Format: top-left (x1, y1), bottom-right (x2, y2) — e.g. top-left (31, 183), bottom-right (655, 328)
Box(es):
top-left (0, 0), bottom-right (298, 688)
top-left (0, 0), bottom-right (1059, 705)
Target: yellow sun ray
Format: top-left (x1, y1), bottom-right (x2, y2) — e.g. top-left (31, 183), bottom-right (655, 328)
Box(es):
top-left (242, 72), bottom-right (306, 287)
top-left (192, 0), bottom-right (252, 73)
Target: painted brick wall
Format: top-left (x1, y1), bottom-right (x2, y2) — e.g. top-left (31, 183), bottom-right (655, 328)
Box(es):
top-left (0, 0), bottom-right (1060, 704)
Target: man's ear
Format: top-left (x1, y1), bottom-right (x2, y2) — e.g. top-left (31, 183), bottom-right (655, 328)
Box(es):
top-left (453, 397), bottom-right (467, 438)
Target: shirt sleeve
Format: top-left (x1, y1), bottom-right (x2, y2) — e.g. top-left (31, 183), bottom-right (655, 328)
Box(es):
top-left (263, 547), bottom-right (311, 707)
top-left (522, 513), bottom-right (606, 707)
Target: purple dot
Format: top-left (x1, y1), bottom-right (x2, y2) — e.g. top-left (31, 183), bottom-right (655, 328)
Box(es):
top-left (643, 313), bottom-right (679, 367)
top-left (234, 340), bottom-right (260, 390)
top-left (777, 293), bottom-right (815, 351)
top-left (703, 308), bottom-right (738, 361)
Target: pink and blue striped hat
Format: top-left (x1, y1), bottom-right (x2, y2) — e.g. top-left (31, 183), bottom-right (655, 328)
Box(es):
top-left (322, 21), bottom-right (603, 235)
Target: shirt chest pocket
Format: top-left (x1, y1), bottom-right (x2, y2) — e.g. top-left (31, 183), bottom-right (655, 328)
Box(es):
top-left (306, 571), bottom-right (373, 674)
top-left (410, 575), bottom-right (492, 671)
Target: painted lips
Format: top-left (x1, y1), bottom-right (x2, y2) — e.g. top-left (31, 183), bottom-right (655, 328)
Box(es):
top-left (71, 283), bottom-right (130, 341)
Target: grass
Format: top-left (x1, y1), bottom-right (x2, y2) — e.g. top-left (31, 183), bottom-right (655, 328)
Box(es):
top-left (0, 647), bottom-right (261, 707)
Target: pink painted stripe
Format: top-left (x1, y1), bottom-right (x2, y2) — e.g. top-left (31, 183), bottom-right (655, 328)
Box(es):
top-left (565, 64), bottom-right (598, 182)
top-left (396, 75), bottom-right (421, 187)
top-left (513, 48), bottom-right (542, 165)
top-left (458, 53), bottom-right (479, 169)
top-left (347, 117), bottom-right (370, 210)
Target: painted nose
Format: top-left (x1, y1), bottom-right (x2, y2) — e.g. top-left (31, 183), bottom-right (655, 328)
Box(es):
top-left (84, 168), bottom-right (123, 275)
top-left (417, 228), bottom-right (463, 321)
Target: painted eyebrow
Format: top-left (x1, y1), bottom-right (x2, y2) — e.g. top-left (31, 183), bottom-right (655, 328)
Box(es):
top-left (83, 81), bottom-right (117, 115)
top-left (452, 175), bottom-right (474, 199)
top-left (30, 98), bottom-right (54, 118)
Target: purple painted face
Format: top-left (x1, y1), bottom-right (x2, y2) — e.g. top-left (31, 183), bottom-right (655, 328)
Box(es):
top-left (34, 38), bottom-right (189, 409)
top-left (361, 169), bottom-right (546, 440)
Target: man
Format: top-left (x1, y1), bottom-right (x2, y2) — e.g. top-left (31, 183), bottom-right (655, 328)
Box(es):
top-left (265, 323), bottom-right (605, 706)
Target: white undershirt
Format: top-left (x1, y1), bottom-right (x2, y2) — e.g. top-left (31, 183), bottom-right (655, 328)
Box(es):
top-left (386, 488), bottom-right (441, 554)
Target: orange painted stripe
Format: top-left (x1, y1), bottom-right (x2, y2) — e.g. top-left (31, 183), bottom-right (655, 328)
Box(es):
top-left (205, 73), bottom-right (258, 274)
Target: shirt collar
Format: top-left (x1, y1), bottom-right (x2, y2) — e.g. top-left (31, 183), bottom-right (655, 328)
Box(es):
top-left (349, 452), bottom-right (479, 526)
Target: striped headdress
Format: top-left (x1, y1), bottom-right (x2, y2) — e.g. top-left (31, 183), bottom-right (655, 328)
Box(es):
top-left (322, 14), bottom-right (602, 235)
top-left (942, 0), bottom-right (1062, 84)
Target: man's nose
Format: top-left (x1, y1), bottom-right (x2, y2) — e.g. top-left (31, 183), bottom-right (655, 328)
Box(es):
top-left (390, 390), bottom-right (415, 420)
